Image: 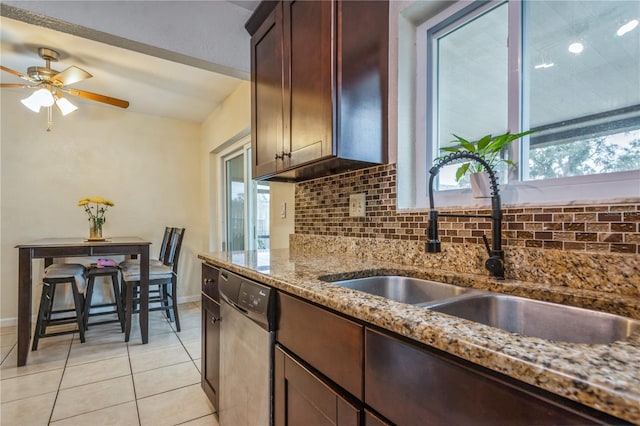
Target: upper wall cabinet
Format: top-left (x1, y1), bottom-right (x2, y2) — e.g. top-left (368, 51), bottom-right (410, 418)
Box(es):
top-left (246, 0), bottom-right (389, 182)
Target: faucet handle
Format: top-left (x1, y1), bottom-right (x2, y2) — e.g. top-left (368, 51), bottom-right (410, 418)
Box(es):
top-left (481, 234), bottom-right (492, 257)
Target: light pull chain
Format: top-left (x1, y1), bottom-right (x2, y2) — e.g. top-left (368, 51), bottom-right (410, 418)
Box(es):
top-left (46, 106), bottom-right (53, 132)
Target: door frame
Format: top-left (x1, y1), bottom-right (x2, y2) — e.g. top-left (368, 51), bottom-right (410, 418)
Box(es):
top-left (217, 136), bottom-right (251, 252)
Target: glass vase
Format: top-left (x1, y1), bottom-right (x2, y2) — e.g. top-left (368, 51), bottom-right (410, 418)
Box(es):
top-left (89, 218), bottom-right (103, 240)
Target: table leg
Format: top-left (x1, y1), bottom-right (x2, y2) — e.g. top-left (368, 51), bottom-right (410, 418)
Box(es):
top-left (139, 245), bottom-right (149, 344)
top-left (17, 248), bottom-right (33, 366)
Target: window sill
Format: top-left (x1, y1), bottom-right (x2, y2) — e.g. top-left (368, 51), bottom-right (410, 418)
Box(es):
top-left (406, 169), bottom-right (640, 211)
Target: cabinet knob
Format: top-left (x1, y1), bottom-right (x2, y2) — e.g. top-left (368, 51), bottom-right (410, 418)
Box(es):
top-left (211, 316), bottom-right (221, 324)
top-left (275, 153), bottom-right (282, 160)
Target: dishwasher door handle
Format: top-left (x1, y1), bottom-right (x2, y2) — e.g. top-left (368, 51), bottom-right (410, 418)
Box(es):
top-left (226, 300), bottom-right (249, 315)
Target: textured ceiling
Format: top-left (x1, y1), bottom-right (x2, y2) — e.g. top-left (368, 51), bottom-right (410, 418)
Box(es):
top-left (0, 2), bottom-right (257, 123)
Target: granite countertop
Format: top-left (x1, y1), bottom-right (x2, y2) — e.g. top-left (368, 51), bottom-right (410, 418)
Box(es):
top-left (198, 249), bottom-right (640, 423)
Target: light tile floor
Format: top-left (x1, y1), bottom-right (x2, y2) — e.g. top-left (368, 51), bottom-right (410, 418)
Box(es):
top-left (0, 302), bottom-right (219, 426)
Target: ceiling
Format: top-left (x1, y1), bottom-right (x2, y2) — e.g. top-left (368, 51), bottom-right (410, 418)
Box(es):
top-left (0, 2), bottom-right (258, 123)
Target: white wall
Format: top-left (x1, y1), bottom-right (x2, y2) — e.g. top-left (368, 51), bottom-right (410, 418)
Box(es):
top-left (200, 81), bottom-right (295, 252)
top-left (0, 90), bottom-right (205, 324)
top-left (269, 183), bottom-right (295, 249)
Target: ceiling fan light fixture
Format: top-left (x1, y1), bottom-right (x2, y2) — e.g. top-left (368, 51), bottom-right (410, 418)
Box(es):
top-left (55, 96), bottom-right (78, 116)
top-left (21, 87), bottom-right (54, 112)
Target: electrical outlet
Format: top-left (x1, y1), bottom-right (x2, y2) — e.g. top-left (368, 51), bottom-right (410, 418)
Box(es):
top-left (349, 193), bottom-right (366, 217)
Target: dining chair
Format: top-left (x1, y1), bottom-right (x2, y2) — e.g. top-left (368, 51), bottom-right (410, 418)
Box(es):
top-left (32, 263), bottom-right (87, 350)
top-left (120, 226), bottom-right (172, 268)
top-left (120, 227), bottom-right (185, 341)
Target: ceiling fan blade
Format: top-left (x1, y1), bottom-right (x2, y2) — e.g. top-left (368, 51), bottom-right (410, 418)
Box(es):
top-left (65, 88), bottom-right (129, 109)
top-left (1, 83), bottom-right (32, 88)
top-left (51, 66), bottom-right (92, 86)
top-left (1, 65), bottom-right (34, 82)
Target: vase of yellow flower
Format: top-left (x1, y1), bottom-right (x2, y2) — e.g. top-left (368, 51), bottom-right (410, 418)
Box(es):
top-left (78, 197), bottom-right (114, 240)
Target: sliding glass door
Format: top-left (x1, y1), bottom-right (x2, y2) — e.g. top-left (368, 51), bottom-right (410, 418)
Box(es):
top-left (222, 143), bottom-right (270, 251)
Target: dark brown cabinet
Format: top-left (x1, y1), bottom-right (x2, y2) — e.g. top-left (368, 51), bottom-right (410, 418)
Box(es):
top-left (201, 263), bottom-right (220, 410)
top-left (246, 0), bottom-right (389, 181)
top-left (277, 292), bottom-right (363, 399)
top-left (275, 345), bottom-right (361, 426)
top-left (251, 2), bottom-right (285, 178)
top-left (364, 328), bottom-right (623, 425)
top-left (276, 292), bottom-right (365, 425)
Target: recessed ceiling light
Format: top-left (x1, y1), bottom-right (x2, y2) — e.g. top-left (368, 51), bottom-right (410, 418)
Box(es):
top-left (617, 19), bottom-right (639, 36)
top-left (568, 42), bottom-right (584, 54)
top-left (534, 62), bottom-right (555, 69)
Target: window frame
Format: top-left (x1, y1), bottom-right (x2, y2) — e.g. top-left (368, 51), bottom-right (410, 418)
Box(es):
top-left (403, 0), bottom-right (640, 211)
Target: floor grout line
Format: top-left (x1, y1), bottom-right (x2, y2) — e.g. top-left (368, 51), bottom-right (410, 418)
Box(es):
top-left (126, 340), bottom-right (143, 426)
top-left (2, 304), bottom-right (209, 426)
top-left (46, 332), bottom-right (74, 425)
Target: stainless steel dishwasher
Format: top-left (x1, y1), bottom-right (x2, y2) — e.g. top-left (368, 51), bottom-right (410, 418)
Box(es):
top-left (218, 269), bottom-right (275, 426)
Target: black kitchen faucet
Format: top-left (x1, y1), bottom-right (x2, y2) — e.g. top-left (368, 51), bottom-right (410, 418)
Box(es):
top-left (426, 152), bottom-right (505, 280)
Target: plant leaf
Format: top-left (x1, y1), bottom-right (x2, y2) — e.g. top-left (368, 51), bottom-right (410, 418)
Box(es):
top-left (504, 159), bottom-right (518, 169)
top-left (451, 134), bottom-right (470, 144)
top-left (486, 133), bottom-right (510, 153)
top-left (477, 134), bottom-right (492, 151)
top-left (459, 140), bottom-right (476, 152)
top-left (455, 163), bottom-right (470, 181)
top-left (440, 146), bottom-right (460, 153)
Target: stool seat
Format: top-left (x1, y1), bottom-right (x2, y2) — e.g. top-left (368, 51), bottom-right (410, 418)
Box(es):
top-left (44, 263), bottom-right (87, 293)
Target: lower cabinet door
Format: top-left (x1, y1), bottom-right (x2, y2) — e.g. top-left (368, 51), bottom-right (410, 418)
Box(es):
top-left (275, 345), bottom-right (361, 426)
top-left (201, 296), bottom-right (220, 410)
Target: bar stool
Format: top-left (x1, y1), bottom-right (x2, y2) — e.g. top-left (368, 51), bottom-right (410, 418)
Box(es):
top-left (32, 263), bottom-right (86, 350)
top-left (84, 264), bottom-right (125, 332)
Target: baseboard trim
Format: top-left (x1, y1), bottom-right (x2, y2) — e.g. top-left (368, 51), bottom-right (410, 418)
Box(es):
top-left (1, 295), bottom-right (201, 328)
top-left (177, 295), bottom-right (201, 304)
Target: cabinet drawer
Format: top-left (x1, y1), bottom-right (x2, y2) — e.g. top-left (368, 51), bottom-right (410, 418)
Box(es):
top-left (202, 263), bottom-right (220, 302)
top-left (275, 345), bottom-right (361, 426)
top-left (277, 292), bottom-right (363, 399)
top-left (365, 328), bottom-right (620, 425)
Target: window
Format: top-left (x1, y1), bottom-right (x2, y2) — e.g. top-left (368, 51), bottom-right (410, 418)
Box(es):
top-left (432, 2), bottom-right (509, 190)
top-left (405, 0), bottom-right (640, 208)
top-left (522, 1), bottom-right (640, 180)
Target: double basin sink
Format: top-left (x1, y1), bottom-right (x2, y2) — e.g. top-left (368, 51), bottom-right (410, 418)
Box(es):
top-left (328, 276), bottom-right (640, 344)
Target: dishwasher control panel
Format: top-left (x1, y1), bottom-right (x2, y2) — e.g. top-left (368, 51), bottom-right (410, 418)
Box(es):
top-left (219, 269), bottom-right (275, 331)
top-left (238, 281), bottom-right (271, 315)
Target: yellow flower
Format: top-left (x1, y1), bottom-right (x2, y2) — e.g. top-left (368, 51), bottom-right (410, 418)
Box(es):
top-left (78, 197), bottom-right (114, 223)
top-left (79, 197), bottom-right (115, 207)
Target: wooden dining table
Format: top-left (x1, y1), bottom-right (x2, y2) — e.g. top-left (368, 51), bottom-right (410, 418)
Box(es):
top-left (15, 237), bottom-right (151, 366)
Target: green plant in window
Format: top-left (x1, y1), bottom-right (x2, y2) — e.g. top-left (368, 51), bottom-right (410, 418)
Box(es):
top-left (438, 130), bottom-right (535, 181)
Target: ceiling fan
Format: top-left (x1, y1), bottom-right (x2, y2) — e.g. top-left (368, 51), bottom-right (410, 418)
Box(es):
top-left (1, 47), bottom-right (129, 130)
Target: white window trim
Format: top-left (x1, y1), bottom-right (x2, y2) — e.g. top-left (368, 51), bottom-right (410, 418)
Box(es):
top-left (396, 0), bottom-right (640, 211)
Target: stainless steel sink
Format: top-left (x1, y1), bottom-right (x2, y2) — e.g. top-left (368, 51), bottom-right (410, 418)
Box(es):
top-left (330, 276), bottom-right (479, 306)
top-left (429, 294), bottom-right (640, 344)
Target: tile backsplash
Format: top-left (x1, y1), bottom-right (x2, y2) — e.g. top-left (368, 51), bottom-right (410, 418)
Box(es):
top-left (295, 164), bottom-right (639, 254)
top-left (293, 164), bottom-right (639, 295)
